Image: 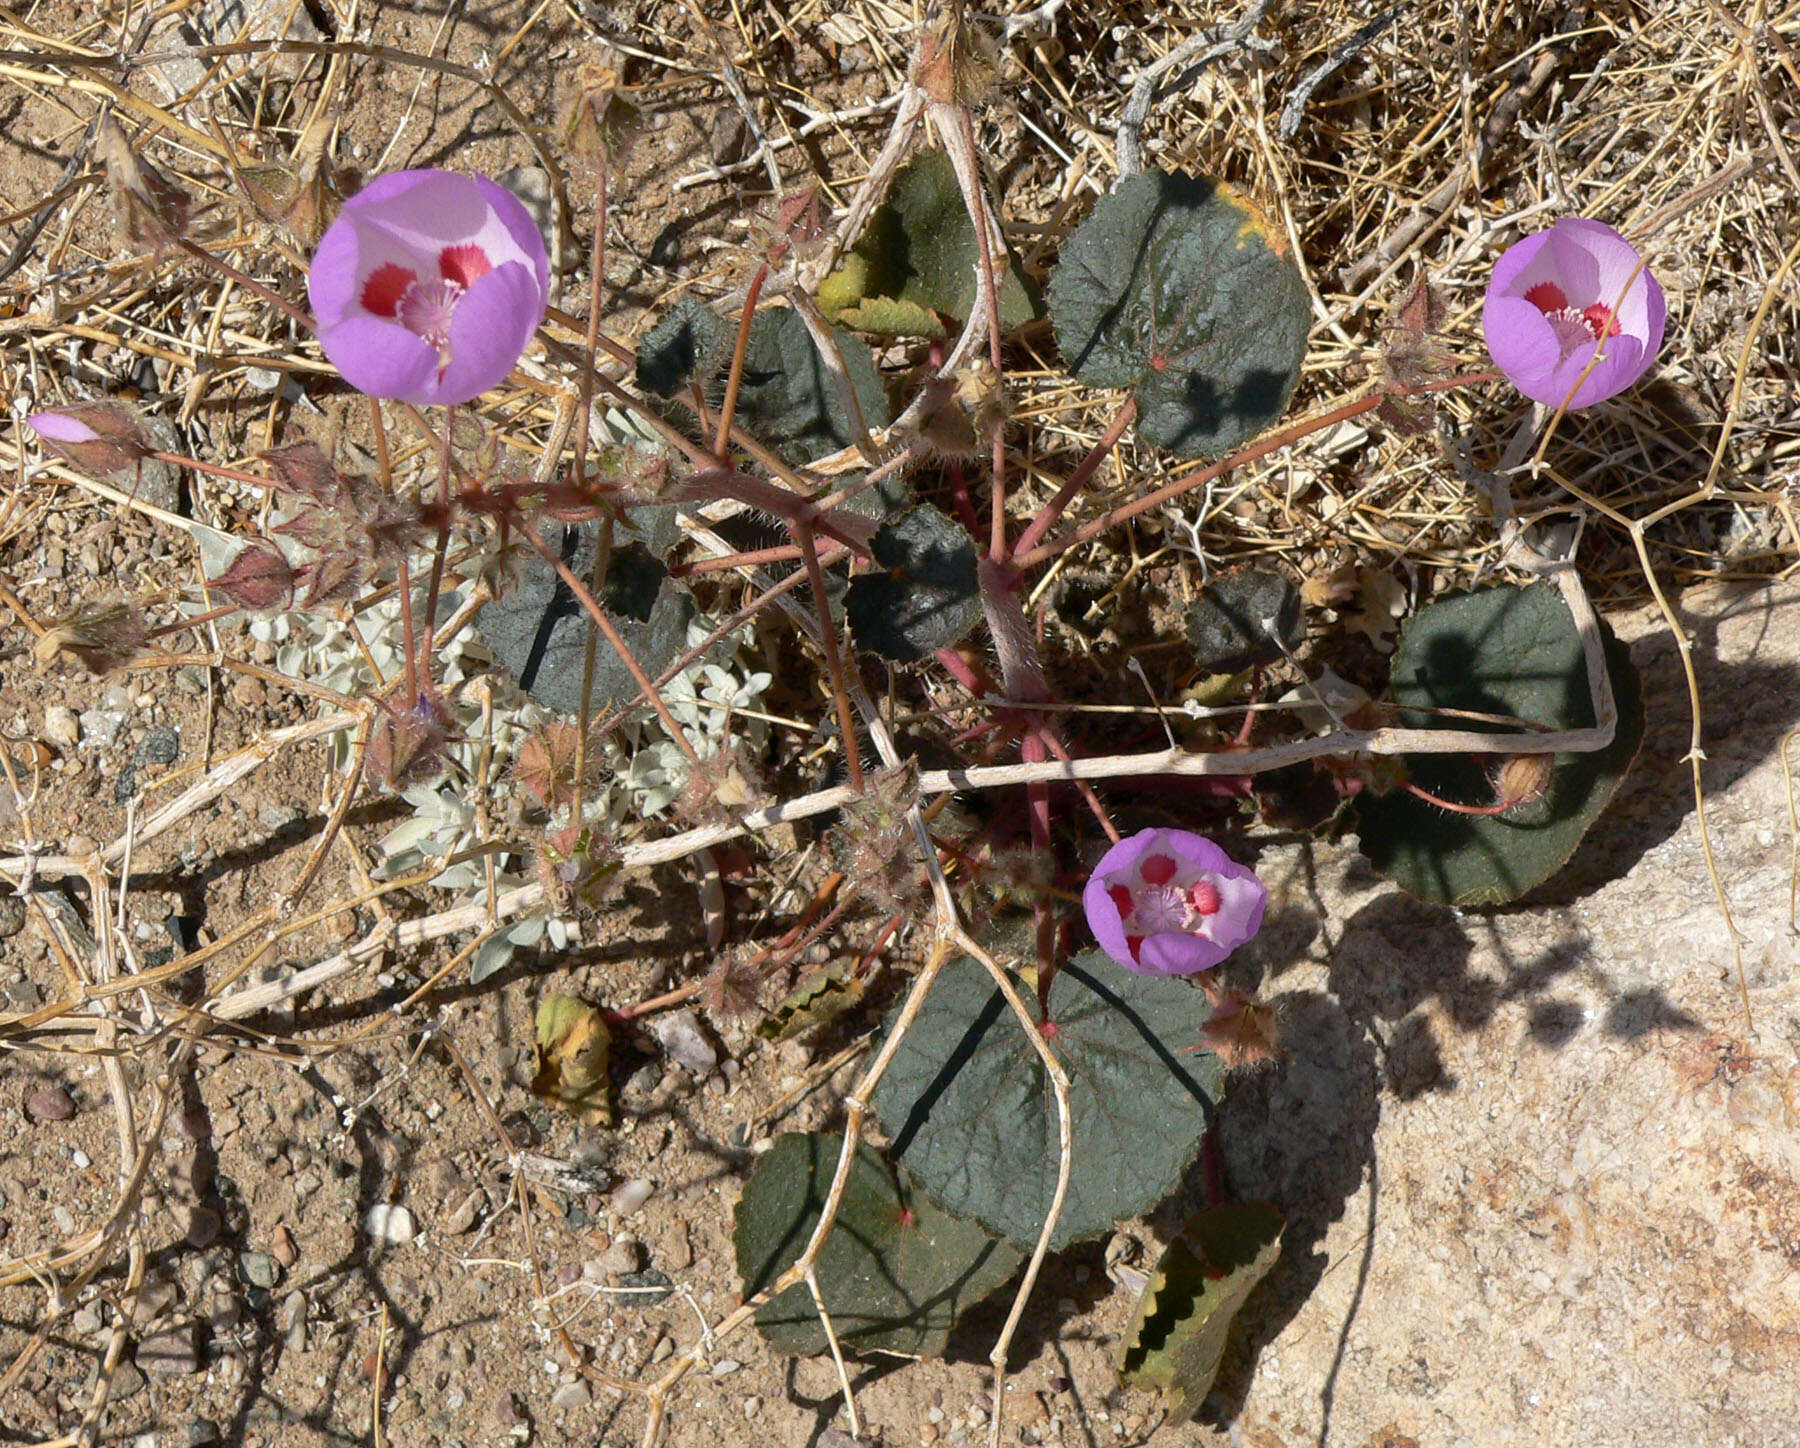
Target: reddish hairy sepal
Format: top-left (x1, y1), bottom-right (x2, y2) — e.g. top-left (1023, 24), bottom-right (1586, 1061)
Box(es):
top-left (211, 544), bottom-right (296, 611)
top-left (370, 691), bottom-right (456, 791)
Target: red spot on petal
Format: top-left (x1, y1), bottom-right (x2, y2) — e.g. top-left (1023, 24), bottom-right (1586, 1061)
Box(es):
top-left (439, 244), bottom-right (492, 287)
top-left (1523, 282), bottom-right (1568, 314)
top-left (1190, 880), bottom-right (1222, 916)
top-left (1108, 884), bottom-right (1135, 918)
top-left (1125, 935), bottom-right (1144, 961)
top-left (1582, 303), bottom-right (1620, 339)
top-left (361, 263), bottom-right (416, 316)
top-left (1140, 853), bottom-right (1177, 886)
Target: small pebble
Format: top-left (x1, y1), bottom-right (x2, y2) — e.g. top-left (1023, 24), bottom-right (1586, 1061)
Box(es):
top-left (710, 1358), bottom-right (741, 1378)
top-left (183, 1206), bottom-right (221, 1249)
top-left (71, 1148), bottom-right (91, 1168)
top-left (600, 1235), bottom-right (643, 1277)
top-left (650, 1009), bottom-right (718, 1075)
top-left (610, 1178), bottom-right (653, 1216)
top-left (136, 726), bottom-right (179, 766)
top-left (364, 1203), bottom-right (416, 1245)
top-left (43, 705), bottom-right (79, 752)
top-left (743, 1396), bottom-right (761, 1420)
top-left (271, 1225), bottom-right (298, 1268)
top-left (239, 1251), bottom-right (278, 1289)
top-left (549, 1379), bottom-right (591, 1411)
top-left (25, 1085), bottom-right (76, 1121)
top-left (446, 1189), bottom-right (484, 1234)
top-left (137, 1323), bottom-right (202, 1376)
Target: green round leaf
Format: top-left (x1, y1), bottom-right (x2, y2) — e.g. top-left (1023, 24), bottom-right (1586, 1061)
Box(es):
top-left (844, 503), bottom-right (982, 661)
top-left (733, 1131), bottom-right (1023, 1357)
top-left (1185, 567), bottom-right (1302, 672)
top-left (482, 523), bottom-right (694, 715)
top-left (736, 307), bottom-right (892, 466)
top-left (873, 952), bottom-right (1226, 1252)
top-left (1047, 170), bottom-right (1310, 458)
top-left (636, 296), bottom-right (733, 398)
top-left (1117, 1202), bottom-right (1284, 1423)
top-left (1354, 580), bottom-right (1645, 905)
top-left (823, 149), bottom-right (1039, 339)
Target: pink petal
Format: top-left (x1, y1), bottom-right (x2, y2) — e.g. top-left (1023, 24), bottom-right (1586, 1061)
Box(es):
top-left (28, 410), bottom-right (99, 443)
top-left (315, 315), bottom-right (439, 402)
top-left (1541, 333), bottom-right (1648, 410)
top-left (1482, 295), bottom-right (1565, 398)
top-left (1137, 931), bottom-right (1226, 976)
top-left (476, 175), bottom-right (550, 301)
top-left (1082, 868), bottom-right (1135, 969)
top-left (423, 261), bottom-right (544, 406)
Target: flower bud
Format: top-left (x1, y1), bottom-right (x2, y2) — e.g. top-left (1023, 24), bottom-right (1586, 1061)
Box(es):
top-left (1491, 753), bottom-right (1554, 810)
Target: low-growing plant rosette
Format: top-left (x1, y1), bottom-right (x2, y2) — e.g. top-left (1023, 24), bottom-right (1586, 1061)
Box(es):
top-left (1083, 828), bottom-right (1266, 976)
top-left (1481, 217), bottom-right (1665, 411)
top-left (308, 169), bottom-right (549, 407)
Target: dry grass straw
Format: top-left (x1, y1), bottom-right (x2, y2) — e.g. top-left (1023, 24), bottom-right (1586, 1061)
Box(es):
top-left (1, 0), bottom-right (1797, 1441)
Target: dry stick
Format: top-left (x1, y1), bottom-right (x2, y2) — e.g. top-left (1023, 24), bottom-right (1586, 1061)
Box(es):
top-left (1115, 0), bottom-right (1279, 175)
top-left (1277, 0), bottom-right (1406, 140)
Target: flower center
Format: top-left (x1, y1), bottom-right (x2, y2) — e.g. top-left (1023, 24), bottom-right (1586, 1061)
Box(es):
top-left (1105, 850), bottom-right (1229, 961)
top-left (1523, 282), bottom-right (1622, 364)
top-left (397, 278), bottom-right (464, 348)
top-left (359, 245), bottom-right (495, 366)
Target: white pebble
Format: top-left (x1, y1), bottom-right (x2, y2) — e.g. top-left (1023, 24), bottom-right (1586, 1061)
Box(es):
top-left (363, 1204), bottom-right (416, 1245)
top-left (71, 1149), bottom-right (91, 1168)
top-left (611, 1178), bottom-right (654, 1216)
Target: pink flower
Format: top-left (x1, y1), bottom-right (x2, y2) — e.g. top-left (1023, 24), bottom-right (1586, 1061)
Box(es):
top-left (307, 170), bottom-right (549, 407)
top-left (28, 402), bottom-right (152, 475)
top-left (1083, 828), bottom-right (1266, 976)
top-left (1482, 218), bottom-right (1665, 410)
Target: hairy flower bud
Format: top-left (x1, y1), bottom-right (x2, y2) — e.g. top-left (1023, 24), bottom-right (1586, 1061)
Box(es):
top-left (1491, 752), bottom-right (1554, 810)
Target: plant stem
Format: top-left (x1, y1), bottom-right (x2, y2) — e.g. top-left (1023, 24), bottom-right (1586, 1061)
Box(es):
top-left (792, 518), bottom-right (865, 793)
top-left (1010, 374), bottom-right (1498, 571)
top-left (715, 263), bottom-right (769, 457)
top-left (1010, 399), bottom-right (1136, 559)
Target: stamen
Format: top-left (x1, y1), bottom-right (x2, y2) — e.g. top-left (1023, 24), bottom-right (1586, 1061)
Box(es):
top-left (397, 278), bottom-right (465, 350)
top-left (1189, 879), bottom-right (1222, 916)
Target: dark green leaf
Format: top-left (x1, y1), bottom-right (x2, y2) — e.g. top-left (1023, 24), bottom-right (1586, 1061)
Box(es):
top-left (1047, 171), bottom-right (1310, 458)
top-left (636, 297), bottom-right (733, 398)
top-left (821, 149), bottom-right (1038, 339)
top-left (845, 503), bottom-right (981, 661)
top-left (734, 307), bottom-right (892, 466)
top-left (482, 522), bottom-right (695, 714)
top-left (1354, 580), bottom-right (1644, 905)
top-left (873, 952), bottom-right (1225, 1252)
top-left (1185, 568), bottom-right (1302, 672)
top-left (1117, 1202), bottom-right (1284, 1422)
top-left (733, 1131), bottom-right (1023, 1357)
